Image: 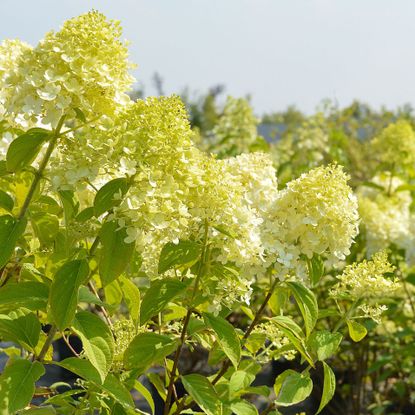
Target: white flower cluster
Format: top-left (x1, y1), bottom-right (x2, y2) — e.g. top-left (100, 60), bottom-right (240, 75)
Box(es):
top-left (357, 173), bottom-right (412, 256)
top-left (0, 11), bottom-right (365, 310)
top-left (330, 251), bottom-right (398, 300)
top-left (0, 11), bottom-right (134, 129)
top-left (261, 165), bottom-right (359, 278)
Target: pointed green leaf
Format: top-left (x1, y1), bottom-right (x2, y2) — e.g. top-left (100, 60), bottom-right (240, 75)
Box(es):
top-left (347, 320), bottom-right (367, 342)
top-left (158, 240), bottom-right (202, 274)
top-left (0, 309), bottom-right (41, 351)
top-left (102, 373), bottom-right (134, 408)
top-left (203, 312), bottom-right (241, 368)
top-left (0, 190), bottom-right (14, 212)
top-left (56, 357), bottom-right (102, 385)
top-left (123, 332), bottom-right (178, 372)
top-left (94, 178), bottom-right (129, 217)
top-left (231, 401), bottom-right (258, 415)
top-left (140, 279), bottom-right (188, 325)
top-left (287, 281), bottom-right (318, 338)
top-left (6, 128), bottom-right (50, 172)
top-left (0, 359), bottom-right (45, 413)
top-left (307, 255), bottom-right (324, 286)
top-left (58, 190), bottom-right (79, 223)
top-left (182, 374), bottom-right (222, 415)
top-left (229, 370), bottom-right (255, 395)
top-left (72, 311), bottom-right (114, 383)
top-left (119, 277), bottom-right (140, 325)
top-left (316, 362), bottom-right (336, 414)
top-left (78, 285), bottom-right (107, 307)
top-left (271, 316), bottom-right (314, 367)
top-left (99, 221), bottom-right (135, 286)
top-left (0, 214), bottom-right (27, 268)
top-left (49, 260), bottom-right (89, 330)
top-left (274, 369), bottom-right (313, 407)
top-left (31, 212), bottom-right (59, 245)
top-left (134, 380), bottom-right (155, 415)
top-left (0, 281), bottom-right (48, 313)
top-left (307, 330), bottom-right (342, 361)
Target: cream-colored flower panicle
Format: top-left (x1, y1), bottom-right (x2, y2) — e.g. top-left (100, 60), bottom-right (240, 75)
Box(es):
top-left (1, 10), bottom-right (135, 128)
top-left (357, 174), bottom-right (411, 256)
top-left (370, 120), bottom-right (415, 170)
top-left (209, 96), bottom-right (263, 158)
top-left (330, 251), bottom-right (398, 300)
top-left (262, 164), bottom-right (359, 277)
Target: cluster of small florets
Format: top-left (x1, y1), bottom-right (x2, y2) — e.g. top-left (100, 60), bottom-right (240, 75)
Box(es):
top-left (357, 174), bottom-right (411, 256)
top-left (112, 319), bottom-right (141, 372)
top-left (208, 97), bottom-right (263, 158)
top-left (1, 11), bottom-right (367, 311)
top-left (262, 165), bottom-right (359, 278)
top-left (330, 251), bottom-right (398, 300)
top-left (253, 322), bottom-right (296, 361)
top-left (1, 11), bottom-right (134, 128)
top-left (358, 304), bottom-right (389, 324)
top-left (370, 120), bottom-right (415, 170)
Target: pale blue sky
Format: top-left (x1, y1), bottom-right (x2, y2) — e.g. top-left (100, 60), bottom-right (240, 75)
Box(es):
top-left (1, 0), bottom-right (414, 114)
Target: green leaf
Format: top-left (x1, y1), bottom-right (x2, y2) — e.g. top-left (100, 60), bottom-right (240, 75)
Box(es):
top-left (271, 316), bottom-right (314, 367)
top-left (147, 373), bottom-right (166, 400)
top-left (58, 190), bottom-right (79, 223)
top-left (274, 369), bottom-right (313, 407)
top-left (0, 359), bottom-right (45, 413)
top-left (49, 259), bottom-right (89, 330)
top-left (307, 330), bottom-right (343, 361)
top-left (307, 330), bottom-right (342, 361)
top-left (287, 281), bottom-right (318, 338)
top-left (102, 373), bottom-right (134, 408)
top-left (19, 406), bottom-right (56, 414)
top-left (72, 311), bottom-right (114, 383)
top-left (57, 357), bottom-right (102, 384)
top-left (229, 370), bottom-right (255, 395)
top-left (269, 287), bottom-right (289, 315)
top-left (181, 374), bottom-right (221, 415)
top-left (6, 128), bottom-right (50, 172)
top-left (74, 107), bottom-right (87, 123)
top-left (307, 255), bottom-right (324, 286)
top-left (347, 320), bottom-right (367, 342)
top-left (203, 312), bottom-right (241, 368)
top-left (31, 212), bottom-right (59, 245)
top-left (119, 277), bottom-right (140, 325)
top-left (134, 380), bottom-right (155, 415)
top-left (158, 240), bottom-right (202, 274)
top-left (316, 362), bottom-right (336, 414)
top-left (56, 358), bottom-right (134, 407)
top-left (123, 332), bottom-right (178, 372)
top-left (0, 281), bottom-right (48, 313)
top-left (140, 279), bottom-right (188, 325)
top-left (94, 178), bottom-right (129, 217)
top-left (0, 190), bottom-right (14, 212)
top-left (0, 309), bottom-right (41, 351)
top-left (99, 221), bottom-right (135, 286)
top-left (230, 401), bottom-right (258, 415)
top-left (78, 286), bottom-right (107, 307)
top-left (0, 214), bottom-right (27, 268)
top-left (76, 206), bottom-right (95, 222)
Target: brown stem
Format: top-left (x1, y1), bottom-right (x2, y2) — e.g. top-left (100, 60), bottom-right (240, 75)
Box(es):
top-left (62, 333), bottom-right (80, 357)
top-left (212, 278), bottom-right (279, 385)
top-left (259, 402), bottom-right (276, 415)
top-left (163, 309), bottom-right (193, 415)
top-left (88, 281), bottom-right (113, 330)
top-left (164, 222), bottom-right (209, 415)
